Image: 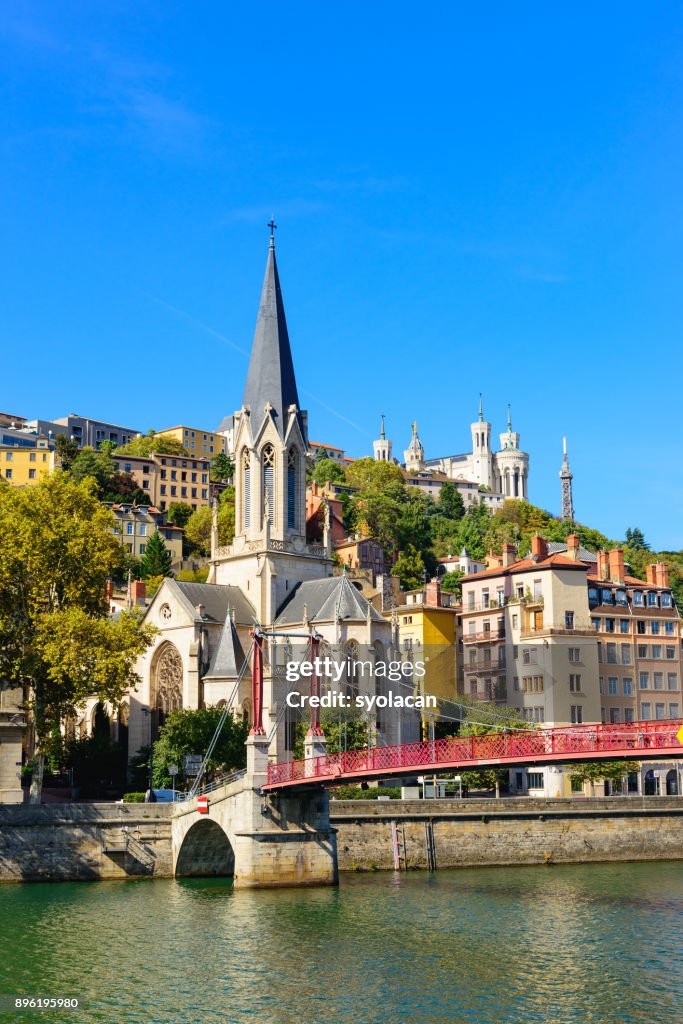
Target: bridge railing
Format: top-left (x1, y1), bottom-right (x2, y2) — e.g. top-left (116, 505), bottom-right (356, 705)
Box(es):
top-left (265, 720), bottom-right (683, 787)
top-left (175, 768), bottom-right (248, 801)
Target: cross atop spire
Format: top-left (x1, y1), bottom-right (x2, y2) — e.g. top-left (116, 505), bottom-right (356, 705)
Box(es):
top-left (267, 217), bottom-right (277, 248)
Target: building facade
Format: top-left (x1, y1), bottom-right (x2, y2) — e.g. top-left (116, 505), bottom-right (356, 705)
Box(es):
top-left (112, 452), bottom-right (212, 511)
top-left (0, 438), bottom-right (60, 486)
top-left (27, 414), bottom-right (139, 449)
top-left (154, 425), bottom-right (227, 458)
top-left (107, 504), bottom-right (184, 569)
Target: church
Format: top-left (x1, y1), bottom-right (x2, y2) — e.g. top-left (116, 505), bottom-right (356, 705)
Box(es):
top-left (374, 398), bottom-right (530, 503)
top-left (127, 232), bottom-right (407, 765)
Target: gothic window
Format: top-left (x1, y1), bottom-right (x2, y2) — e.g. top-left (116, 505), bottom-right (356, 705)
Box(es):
top-left (152, 643), bottom-right (183, 728)
top-left (287, 448), bottom-right (297, 529)
top-left (262, 444), bottom-right (275, 523)
top-left (241, 449), bottom-right (251, 530)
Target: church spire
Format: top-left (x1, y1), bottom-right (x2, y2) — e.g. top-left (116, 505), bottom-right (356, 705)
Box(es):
top-left (478, 393), bottom-right (484, 422)
top-left (242, 226), bottom-right (303, 439)
top-left (380, 413), bottom-right (386, 440)
top-left (560, 437), bottom-right (575, 521)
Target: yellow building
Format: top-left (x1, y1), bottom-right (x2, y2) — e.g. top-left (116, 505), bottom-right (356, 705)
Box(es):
top-left (0, 440), bottom-right (60, 486)
top-left (154, 425), bottom-right (226, 458)
top-left (385, 578), bottom-right (459, 736)
top-left (108, 503), bottom-right (184, 570)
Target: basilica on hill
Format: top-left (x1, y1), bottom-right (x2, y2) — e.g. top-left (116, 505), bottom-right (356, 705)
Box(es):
top-left (126, 232), bottom-right (408, 765)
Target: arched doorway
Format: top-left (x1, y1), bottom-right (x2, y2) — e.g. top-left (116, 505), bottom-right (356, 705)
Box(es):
top-left (150, 642), bottom-right (184, 740)
top-left (175, 819), bottom-right (235, 877)
top-left (666, 769), bottom-right (678, 795)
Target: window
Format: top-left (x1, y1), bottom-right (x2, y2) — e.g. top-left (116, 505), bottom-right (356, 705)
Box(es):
top-left (139, 544), bottom-right (146, 554)
top-left (624, 708), bottom-right (634, 723)
top-left (669, 703), bottom-right (680, 719)
top-left (565, 611), bottom-right (574, 629)
top-left (610, 708), bottom-right (620, 723)
top-left (665, 622), bottom-right (675, 636)
top-left (647, 592), bottom-right (658, 607)
top-left (126, 523), bottom-right (134, 535)
top-left (637, 621), bottom-right (646, 635)
top-left (661, 593), bottom-right (673, 608)
top-left (527, 772), bottom-right (544, 789)
top-left (602, 590), bottom-right (614, 605)
top-left (606, 643), bottom-right (617, 664)
top-left (608, 678), bottom-right (618, 696)
top-left (5, 452), bottom-right (12, 462)
top-left (512, 613), bottom-right (518, 628)
top-left (29, 452), bottom-right (36, 462)
top-left (170, 470), bottom-right (177, 481)
top-left (668, 673), bottom-right (678, 691)
top-left (568, 647), bottom-right (580, 662)
top-left (621, 645), bottom-right (631, 665)
top-left (615, 590), bottom-right (628, 606)
top-left (641, 702), bottom-right (652, 720)
top-left (597, 641), bottom-right (603, 663)
top-left (588, 587), bottom-right (599, 608)
top-left (666, 646), bottom-right (676, 659)
top-left (570, 705), bottom-right (583, 724)
top-left (139, 524), bottom-right (147, 537)
top-left (633, 591), bottom-right (644, 606)
top-left (620, 620), bottom-right (630, 634)
top-left (652, 645), bottom-right (662, 659)
top-left (143, 480), bottom-right (149, 490)
top-left (637, 645), bottom-right (648, 658)
top-left (533, 675), bottom-right (544, 692)
top-left (160, 485), bottom-right (166, 495)
top-left (592, 617), bottom-right (601, 631)
top-left (639, 672), bottom-right (649, 689)
top-left (655, 703), bottom-right (666, 720)
top-left (623, 678), bottom-right (633, 696)
top-left (651, 621), bottom-right (660, 635)
top-left (513, 676), bottom-right (520, 691)
top-left (605, 619), bottom-right (615, 633)
top-left (482, 590), bottom-right (490, 608)
top-left (570, 674), bottom-right (581, 693)
top-left (28, 469), bottom-right (36, 479)
top-left (654, 673), bottom-right (663, 690)
top-left (599, 677), bottom-right (605, 694)
top-left (5, 469), bottom-right (12, 479)
top-left (170, 486), bottom-right (177, 496)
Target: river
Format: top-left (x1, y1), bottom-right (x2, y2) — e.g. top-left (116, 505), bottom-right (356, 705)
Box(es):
top-left (1, 861), bottom-right (681, 1024)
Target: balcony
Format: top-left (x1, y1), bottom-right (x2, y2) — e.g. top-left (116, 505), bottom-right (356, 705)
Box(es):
top-left (463, 630), bottom-right (506, 644)
top-left (464, 661), bottom-right (506, 675)
top-left (520, 626), bottom-right (596, 639)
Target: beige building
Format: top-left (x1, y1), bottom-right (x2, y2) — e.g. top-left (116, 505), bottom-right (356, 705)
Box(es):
top-left (154, 425), bottom-right (226, 458)
top-left (112, 452), bottom-right (212, 512)
top-left (108, 503), bottom-right (184, 569)
top-left (461, 534), bottom-right (601, 797)
top-left (0, 686), bottom-right (24, 802)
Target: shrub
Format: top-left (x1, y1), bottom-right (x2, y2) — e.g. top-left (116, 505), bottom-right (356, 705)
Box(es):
top-left (330, 785), bottom-right (402, 800)
top-left (123, 792), bottom-right (145, 803)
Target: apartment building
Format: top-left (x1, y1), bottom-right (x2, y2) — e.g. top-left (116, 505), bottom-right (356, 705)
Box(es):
top-left (108, 504), bottom-right (184, 569)
top-left (27, 414), bottom-right (139, 449)
top-left (154, 425), bottom-right (226, 458)
top-left (0, 438), bottom-right (60, 486)
top-left (112, 452), bottom-right (212, 511)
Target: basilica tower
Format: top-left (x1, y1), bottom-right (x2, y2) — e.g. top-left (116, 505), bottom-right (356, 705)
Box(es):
top-left (470, 395), bottom-right (493, 489)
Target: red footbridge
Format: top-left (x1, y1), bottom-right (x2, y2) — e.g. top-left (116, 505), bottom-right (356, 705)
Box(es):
top-left (263, 720), bottom-right (683, 791)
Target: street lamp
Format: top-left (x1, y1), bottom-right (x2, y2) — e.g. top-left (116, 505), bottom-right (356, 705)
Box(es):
top-left (140, 707), bottom-right (155, 801)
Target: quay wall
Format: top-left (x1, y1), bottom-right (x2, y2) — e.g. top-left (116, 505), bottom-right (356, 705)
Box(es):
top-left (330, 796), bottom-right (683, 871)
top-left (2, 797), bottom-right (683, 881)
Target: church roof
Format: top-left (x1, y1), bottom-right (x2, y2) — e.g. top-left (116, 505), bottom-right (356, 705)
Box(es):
top-left (203, 615), bottom-right (246, 680)
top-left (275, 574), bottom-right (384, 625)
top-left (242, 236), bottom-right (303, 439)
top-left (171, 581), bottom-right (255, 625)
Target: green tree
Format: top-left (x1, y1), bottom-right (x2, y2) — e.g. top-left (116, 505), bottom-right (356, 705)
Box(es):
top-left (152, 707), bottom-right (248, 788)
top-left (140, 530), bottom-right (173, 578)
top-left (0, 474), bottom-right (156, 801)
top-left (625, 527), bottom-right (649, 551)
top-left (439, 569), bottom-right (463, 596)
top-left (393, 545), bottom-right (426, 589)
top-left (569, 761), bottom-right (639, 794)
top-left (184, 489), bottom-right (235, 556)
top-left (166, 502), bottom-right (194, 528)
top-left (211, 451), bottom-right (234, 483)
top-left (311, 457), bottom-right (346, 485)
top-left (70, 446), bottom-right (116, 490)
top-left (54, 434), bottom-right (80, 470)
top-left (293, 706), bottom-right (371, 759)
top-left (438, 482), bottom-right (465, 521)
top-left (345, 456), bottom-right (404, 492)
top-left (100, 473), bottom-right (148, 505)
top-left (117, 431), bottom-right (189, 457)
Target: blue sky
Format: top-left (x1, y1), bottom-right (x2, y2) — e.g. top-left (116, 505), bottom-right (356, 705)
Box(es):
top-left (1, 3), bottom-right (682, 549)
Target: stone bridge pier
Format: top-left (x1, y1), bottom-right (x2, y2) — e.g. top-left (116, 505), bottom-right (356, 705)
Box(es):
top-left (171, 736), bottom-right (338, 888)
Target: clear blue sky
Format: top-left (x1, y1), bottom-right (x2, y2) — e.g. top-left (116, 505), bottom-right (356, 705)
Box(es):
top-left (2, 3), bottom-right (682, 549)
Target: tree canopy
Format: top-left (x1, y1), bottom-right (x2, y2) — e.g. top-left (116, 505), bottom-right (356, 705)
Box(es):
top-left (116, 431), bottom-right (190, 457)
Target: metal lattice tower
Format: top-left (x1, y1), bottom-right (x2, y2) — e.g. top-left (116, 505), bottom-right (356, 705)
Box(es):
top-left (560, 436), bottom-right (574, 521)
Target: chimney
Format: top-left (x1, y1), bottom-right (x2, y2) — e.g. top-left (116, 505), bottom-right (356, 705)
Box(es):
top-left (608, 548), bottom-right (625, 584)
top-left (655, 562), bottom-right (670, 589)
top-left (597, 550), bottom-right (609, 580)
top-left (530, 535), bottom-right (548, 561)
top-left (425, 578), bottom-right (442, 607)
top-left (566, 534), bottom-right (580, 561)
top-left (501, 544), bottom-right (516, 567)
top-left (645, 564), bottom-right (657, 586)
top-left (195, 603), bottom-right (206, 619)
top-left (106, 579), bottom-right (114, 603)
top-left (131, 580), bottom-right (146, 606)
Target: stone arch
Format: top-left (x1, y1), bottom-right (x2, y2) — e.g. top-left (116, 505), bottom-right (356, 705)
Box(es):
top-left (175, 818), bottom-right (235, 878)
top-left (666, 769), bottom-right (678, 795)
top-left (150, 641), bottom-right (183, 738)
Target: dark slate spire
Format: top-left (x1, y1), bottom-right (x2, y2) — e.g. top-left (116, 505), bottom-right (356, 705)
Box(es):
top-left (242, 230), bottom-right (303, 438)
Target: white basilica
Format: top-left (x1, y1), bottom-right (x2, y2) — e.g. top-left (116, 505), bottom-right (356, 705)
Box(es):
top-left (127, 232), bottom-right (410, 764)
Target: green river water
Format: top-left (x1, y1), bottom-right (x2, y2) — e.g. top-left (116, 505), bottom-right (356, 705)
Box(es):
top-left (0, 861), bottom-right (681, 1024)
